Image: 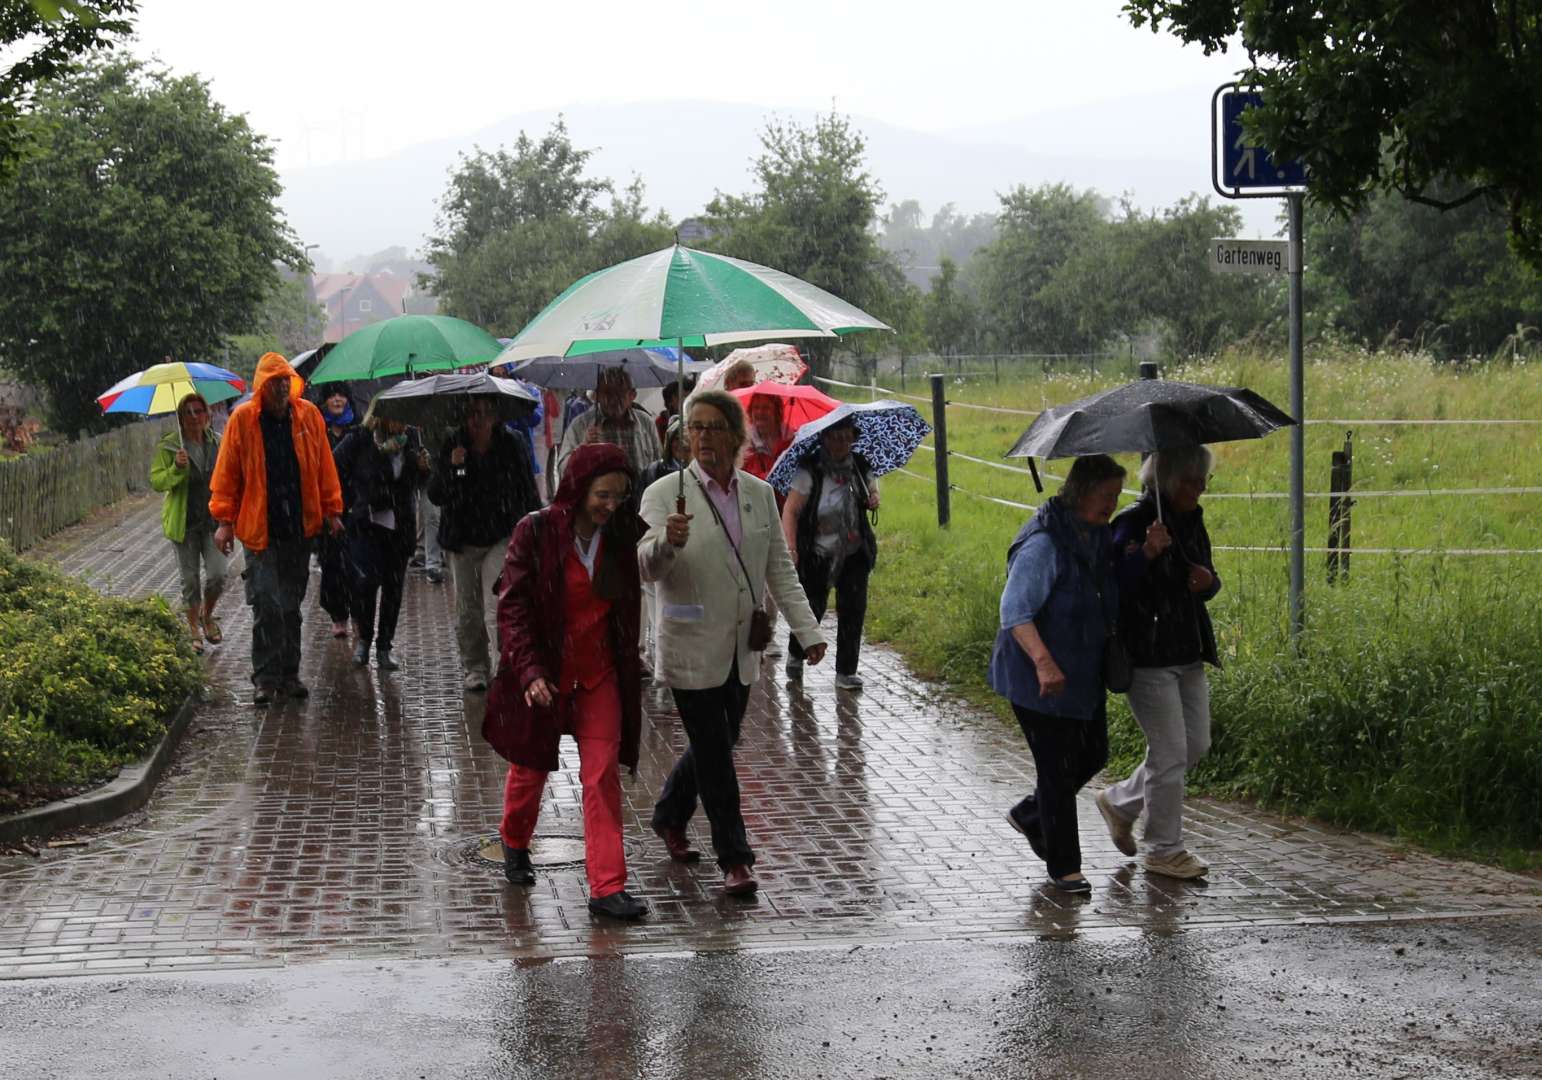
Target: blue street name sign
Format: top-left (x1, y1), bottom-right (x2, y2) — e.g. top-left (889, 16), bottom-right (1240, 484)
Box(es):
top-left (1221, 91), bottom-right (1308, 189)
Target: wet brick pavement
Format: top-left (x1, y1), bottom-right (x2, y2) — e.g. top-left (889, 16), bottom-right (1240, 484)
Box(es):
top-left (1, 496), bottom-right (1536, 979)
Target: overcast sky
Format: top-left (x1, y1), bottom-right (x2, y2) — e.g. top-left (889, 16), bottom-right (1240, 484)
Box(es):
top-left (130, 0), bottom-right (1246, 170)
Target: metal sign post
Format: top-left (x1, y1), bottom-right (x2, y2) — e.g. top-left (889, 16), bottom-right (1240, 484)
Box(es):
top-left (1212, 84), bottom-right (1309, 640)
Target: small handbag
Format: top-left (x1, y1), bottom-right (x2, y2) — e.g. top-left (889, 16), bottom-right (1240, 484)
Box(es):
top-left (1102, 629), bottom-right (1134, 694)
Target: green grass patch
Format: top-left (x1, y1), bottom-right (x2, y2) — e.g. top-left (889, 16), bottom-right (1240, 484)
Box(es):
top-left (855, 347), bottom-right (1542, 869)
top-left (0, 541), bottom-right (203, 814)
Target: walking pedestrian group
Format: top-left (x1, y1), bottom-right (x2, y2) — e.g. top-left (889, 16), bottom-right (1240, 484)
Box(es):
top-left (155, 349), bottom-right (1221, 918)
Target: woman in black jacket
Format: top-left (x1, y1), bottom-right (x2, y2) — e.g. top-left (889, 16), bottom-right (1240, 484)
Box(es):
top-left (334, 416), bottom-right (430, 671)
top-left (1096, 444), bottom-right (1220, 881)
top-left (316, 384), bottom-right (360, 637)
top-left (426, 399), bottom-right (540, 692)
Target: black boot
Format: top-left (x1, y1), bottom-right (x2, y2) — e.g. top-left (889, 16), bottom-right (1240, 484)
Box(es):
top-left (502, 844), bottom-right (535, 885)
top-left (587, 890), bottom-right (648, 920)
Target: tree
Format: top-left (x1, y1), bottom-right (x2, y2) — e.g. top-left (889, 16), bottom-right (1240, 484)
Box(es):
top-left (225, 274), bottom-right (327, 381)
top-left (924, 256), bottom-right (979, 354)
top-left (0, 58), bottom-right (304, 436)
top-left (971, 184), bottom-right (1108, 351)
top-left (1125, 0), bottom-right (1542, 269)
top-left (1305, 184), bottom-right (1542, 356)
top-left (423, 120), bottom-right (672, 336)
top-left (704, 113), bottom-right (902, 326)
top-left (0, 0), bottom-right (136, 184)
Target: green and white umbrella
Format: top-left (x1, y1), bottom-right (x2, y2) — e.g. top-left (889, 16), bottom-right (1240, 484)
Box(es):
top-left (494, 244), bottom-right (892, 364)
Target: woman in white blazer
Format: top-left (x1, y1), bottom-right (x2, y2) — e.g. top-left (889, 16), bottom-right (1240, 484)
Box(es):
top-left (639, 388), bottom-right (828, 896)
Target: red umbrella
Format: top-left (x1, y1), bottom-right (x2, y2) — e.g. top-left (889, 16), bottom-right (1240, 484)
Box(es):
top-left (730, 381), bottom-right (841, 433)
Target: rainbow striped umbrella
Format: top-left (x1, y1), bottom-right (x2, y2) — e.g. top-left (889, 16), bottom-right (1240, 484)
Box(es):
top-left (97, 361), bottom-right (247, 416)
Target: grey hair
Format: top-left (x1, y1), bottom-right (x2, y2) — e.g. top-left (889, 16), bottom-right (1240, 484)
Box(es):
top-left (1138, 445), bottom-right (1214, 495)
top-left (1056, 454), bottom-right (1127, 508)
top-left (684, 388), bottom-right (747, 454)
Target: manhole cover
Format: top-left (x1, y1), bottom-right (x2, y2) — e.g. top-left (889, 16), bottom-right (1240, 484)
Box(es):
top-left (445, 832), bottom-right (644, 873)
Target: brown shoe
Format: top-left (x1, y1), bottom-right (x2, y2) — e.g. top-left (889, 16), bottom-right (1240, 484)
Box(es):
top-left (652, 822), bottom-right (700, 863)
top-left (723, 864), bottom-right (758, 896)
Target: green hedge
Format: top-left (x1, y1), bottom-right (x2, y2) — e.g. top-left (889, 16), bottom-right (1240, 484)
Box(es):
top-left (0, 542), bottom-right (202, 812)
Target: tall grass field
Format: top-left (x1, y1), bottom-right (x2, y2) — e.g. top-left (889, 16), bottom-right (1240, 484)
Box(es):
top-left (841, 348), bottom-right (1542, 868)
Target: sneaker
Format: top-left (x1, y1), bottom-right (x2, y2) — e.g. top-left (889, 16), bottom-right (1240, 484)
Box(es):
top-left (785, 657), bottom-right (803, 680)
top-left (281, 678), bottom-right (310, 700)
top-left (425, 568), bottom-right (445, 585)
top-left (331, 621), bottom-right (349, 639)
top-left (376, 648), bottom-right (401, 672)
top-left (252, 685), bottom-right (278, 708)
top-left (834, 673), bottom-right (864, 691)
top-left (463, 671), bottom-right (488, 693)
top-left (409, 554), bottom-right (425, 568)
top-left (351, 641), bottom-right (369, 667)
top-left (1143, 850), bottom-right (1209, 880)
top-left (1096, 790), bottom-right (1137, 857)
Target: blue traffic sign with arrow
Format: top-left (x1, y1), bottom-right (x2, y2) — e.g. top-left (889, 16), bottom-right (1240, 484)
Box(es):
top-left (1220, 91), bottom-right (1308, 189)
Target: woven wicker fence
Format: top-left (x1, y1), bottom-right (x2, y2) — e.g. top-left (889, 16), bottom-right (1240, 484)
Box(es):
top-left (0, 419), bottom-right (173, 552)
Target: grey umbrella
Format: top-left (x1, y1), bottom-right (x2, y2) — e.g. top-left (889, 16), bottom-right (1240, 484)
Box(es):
top-left (1006, 379), bottom-right (1296, 519)
top-left (366, 372), bottom-right (539, 430)
top-left (498, 347), bottom-right (713, 389)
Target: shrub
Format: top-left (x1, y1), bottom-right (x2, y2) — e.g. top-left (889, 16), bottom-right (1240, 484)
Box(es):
top-left (0, 541), bottom-right (201, 812)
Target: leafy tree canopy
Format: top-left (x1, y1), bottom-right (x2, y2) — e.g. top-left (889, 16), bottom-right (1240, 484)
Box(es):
top-left (423, 118), bottom-right (673, 336)
top-left (225, 274), bottom-right (327, 382)
top-left (1125, 0), bottom-right (1542, 269)
top-left (0, 57), bottom-right (303, 435)
top-left (703, 112), bottom-right (916, 355)
top-left (0, 0), bottom-right (136, 184)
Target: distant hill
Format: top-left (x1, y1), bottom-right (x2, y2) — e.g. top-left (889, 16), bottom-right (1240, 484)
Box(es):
top-left (278, 93), bottom-right (1279, 268)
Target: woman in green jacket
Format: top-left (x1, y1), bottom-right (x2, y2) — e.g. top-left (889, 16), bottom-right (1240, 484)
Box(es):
top-left (149, 392), bottom-right (228, 654)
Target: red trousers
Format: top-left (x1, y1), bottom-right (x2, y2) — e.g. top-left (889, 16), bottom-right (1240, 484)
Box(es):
top-left (499, 672), bottom-right (626, 899)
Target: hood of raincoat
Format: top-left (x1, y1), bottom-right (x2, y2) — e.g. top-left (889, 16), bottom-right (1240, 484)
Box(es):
top-left (251, 352), bottom-right (304, 404)
top-left (551, 443), bottom-right (633, 511)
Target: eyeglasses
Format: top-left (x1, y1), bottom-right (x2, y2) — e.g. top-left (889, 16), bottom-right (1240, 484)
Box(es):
top-left (686, 422), bottom-right (730, 435)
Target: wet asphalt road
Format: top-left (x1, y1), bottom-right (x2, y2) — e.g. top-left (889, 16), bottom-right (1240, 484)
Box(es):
top-left (1, 916), bottom-right (1537, 1080)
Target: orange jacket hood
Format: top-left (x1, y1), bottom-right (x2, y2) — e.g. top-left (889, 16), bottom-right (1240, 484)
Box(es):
top-left (251, 352), bottom-right (305, 404)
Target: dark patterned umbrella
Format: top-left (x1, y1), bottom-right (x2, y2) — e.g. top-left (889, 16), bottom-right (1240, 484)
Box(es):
top-left (764, 400), bottom-right (931, 493)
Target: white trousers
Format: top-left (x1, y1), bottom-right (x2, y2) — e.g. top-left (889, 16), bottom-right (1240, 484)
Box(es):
top-left (1105, 662), bottom-right (1211, 857)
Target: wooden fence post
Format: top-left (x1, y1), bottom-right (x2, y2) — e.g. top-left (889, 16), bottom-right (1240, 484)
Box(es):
top-left (1327, 431), bottom-right (1354, 583)
top-left (930, 373), bottom-right (950, 528)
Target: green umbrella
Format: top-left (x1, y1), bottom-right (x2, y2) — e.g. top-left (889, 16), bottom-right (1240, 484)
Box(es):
top-left (495, 244), bottom-right (892, 364)
top-left (308, 315), bottom-right (503, 384)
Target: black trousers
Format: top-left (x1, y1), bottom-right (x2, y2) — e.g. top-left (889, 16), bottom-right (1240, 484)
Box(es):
top-left (317, 531), bottom-right (351, 623)
top-left (348, 523), bottom-right (409, 651)
top-left (244, 539), bottom-right (309, 689)
top-left (652, 658), bottom-right (754, 870)
top-left (788, 551), bottom-right (870, 675)
top-left (1011, 701), bottom-right (1109, 879)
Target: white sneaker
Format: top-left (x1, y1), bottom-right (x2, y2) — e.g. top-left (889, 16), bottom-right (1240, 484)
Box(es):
top-left (834, 673), bottom-right (864, 691)
top-left (1142, 850), bottom-right (1209, 879)
top-left (1096, 791), bottom-right (1137, 856)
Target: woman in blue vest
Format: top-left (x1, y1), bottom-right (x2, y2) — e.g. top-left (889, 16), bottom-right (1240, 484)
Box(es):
top-left (989, 454), bottom-right (1126, 894)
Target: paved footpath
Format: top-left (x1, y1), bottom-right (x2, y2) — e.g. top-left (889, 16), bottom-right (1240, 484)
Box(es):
top-left (1, 496), bottom-right (1537, 980)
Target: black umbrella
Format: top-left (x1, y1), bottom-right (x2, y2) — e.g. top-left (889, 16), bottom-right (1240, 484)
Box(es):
top-left (1006, 379), bottom-right (1296, 517)
top-left (497, 347), bottom-right (713, 389)
top-left (366, 372), bottom-right (539, 430)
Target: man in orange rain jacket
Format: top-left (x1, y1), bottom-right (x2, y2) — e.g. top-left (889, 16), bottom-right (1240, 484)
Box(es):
top-left (209, 353), bottom-right (343, 707)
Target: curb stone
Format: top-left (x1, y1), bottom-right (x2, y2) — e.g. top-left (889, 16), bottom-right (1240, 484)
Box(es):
top-left (0, 693), bottom-right (198, 845)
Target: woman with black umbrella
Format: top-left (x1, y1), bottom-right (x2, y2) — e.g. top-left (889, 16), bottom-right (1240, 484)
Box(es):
top-left (989, 454), bottom-right (1126, 894)
top-left (317, 384), bottom-right (360, 638)
top-left (1096, 445), bottom-right (1219, 880)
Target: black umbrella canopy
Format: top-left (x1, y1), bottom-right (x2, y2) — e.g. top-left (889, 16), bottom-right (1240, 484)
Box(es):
top-left (366, 372), bottom-right (539, 430)
top-left (1006, 379), bottom-right (1296, 460)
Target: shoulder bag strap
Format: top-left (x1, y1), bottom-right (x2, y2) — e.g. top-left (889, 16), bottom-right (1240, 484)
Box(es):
top-left (692, 472), bottom-right (761, 609)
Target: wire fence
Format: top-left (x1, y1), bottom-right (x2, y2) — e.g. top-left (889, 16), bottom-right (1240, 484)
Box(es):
top-left (821, 370), bottom-right (1542, 559)
top-left (0, 419), bottom-right (173, 552)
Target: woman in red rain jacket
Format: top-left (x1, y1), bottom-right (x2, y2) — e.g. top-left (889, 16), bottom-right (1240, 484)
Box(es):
top-left (483, 443), bottom-right (647, 921)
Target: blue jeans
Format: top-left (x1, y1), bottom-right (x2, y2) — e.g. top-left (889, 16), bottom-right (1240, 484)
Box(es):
top-left (243, 539), bottom-right (310, 688)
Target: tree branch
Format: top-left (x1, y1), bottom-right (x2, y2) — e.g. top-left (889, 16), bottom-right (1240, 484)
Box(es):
top-left (1395, 185), bottom-right (1498, 212)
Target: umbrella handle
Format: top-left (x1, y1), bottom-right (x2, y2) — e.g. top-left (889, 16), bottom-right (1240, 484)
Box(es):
top-left (1027, 457), bottom-right (1043, 494)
